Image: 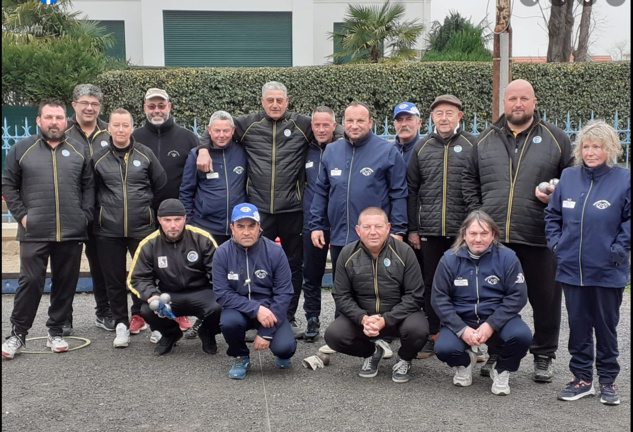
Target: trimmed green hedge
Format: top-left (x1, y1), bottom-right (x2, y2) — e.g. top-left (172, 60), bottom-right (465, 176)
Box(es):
top-left (96, 62), bottom-right (630, 132)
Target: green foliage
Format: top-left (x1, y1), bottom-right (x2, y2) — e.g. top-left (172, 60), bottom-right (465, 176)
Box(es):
top-left (95, 62), bottom-right (631, 134)
top-left (2, 35), bottom-right (127, 105)
top-left (423, 11), bottom-right (491, 62)
top-left (329, 1), bottom-right (424, 64)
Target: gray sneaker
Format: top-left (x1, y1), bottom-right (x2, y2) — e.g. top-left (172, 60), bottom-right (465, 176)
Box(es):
top-left (453, 349), bottom-right (477, 387)
top-left (491, 368), bottom-right (511, 395)
top-left (359, 343), bottom-right (385, 378)
top-left (113, 323), bottom-right (130, 348)
top-left (533, 355), bottom-right (554, 383)
top-left (392, 359), bottom-right (412, 383)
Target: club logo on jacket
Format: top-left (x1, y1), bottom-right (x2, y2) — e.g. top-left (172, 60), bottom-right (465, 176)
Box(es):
top-left (515, 273), bottom-right (525, 284)
top-left (101, 140), bottom-right (109, 147)
top-left (158, 256), bottom-right (168, 268)
top-left (532, 136), bottom-right (542, 144)
top-left (485, 275), bottom-right (500, 285)
top-left (593, 200), bottom-right (611, 210)
top-left (284, 129), bottom-right (291, 137)
top-left (255, 270), bottom-right (268, 279)
top-left (133, 160), bottom-right (141, 167)
top-left (61, 150), bottom-right (70, 157)
top-left (167, 150), bottom-right (180, 158)
top-left (187, 251), bottom-right (199, 262)
top-left (233, 166), bottom-right (245, 175)
top-left (454, 145), bottom-right (462, 153)
top-left (360, 167), bottom-right (374, 176)
top-left (384, 258), bottom-right (391, 267)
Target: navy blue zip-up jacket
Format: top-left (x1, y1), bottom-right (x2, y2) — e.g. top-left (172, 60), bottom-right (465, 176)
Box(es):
top-left (309, 132), bottom-right (408, 246)
top-left (180, 142), bottom-right (247, 236)
top-left (303, 140), bottom-right (330, 231)
top-left (544, 163), bottom-right (631, 288)
top-left (394, 133), bottom-right (419, 165)
top-left (212, 235), bottom-right (293, 339)
top-left (432, 244), bottom-right (527, 335)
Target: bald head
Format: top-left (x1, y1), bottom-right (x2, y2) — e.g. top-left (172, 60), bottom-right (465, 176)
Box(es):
top-left (503, 79), bottom-right (537, 132)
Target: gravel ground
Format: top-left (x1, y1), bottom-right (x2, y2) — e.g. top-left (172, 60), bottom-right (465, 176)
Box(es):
top-left (1, 290), bottom-right (630, 432)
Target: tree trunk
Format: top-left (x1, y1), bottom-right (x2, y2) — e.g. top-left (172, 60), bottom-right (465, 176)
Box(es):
top-left (547, 0), bottom-right (574, 62)
top-left (574, 1), bottom-right (592, 62)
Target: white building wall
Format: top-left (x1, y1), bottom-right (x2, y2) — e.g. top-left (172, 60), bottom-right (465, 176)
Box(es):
top-left (73, 0), bottom-right (429, 67)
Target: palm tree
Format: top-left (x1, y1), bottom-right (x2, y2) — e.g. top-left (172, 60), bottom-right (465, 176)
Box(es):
top-left (422, 10), bottom-right (492, 62)
top-left (329, 1), bottom-right (424, 64)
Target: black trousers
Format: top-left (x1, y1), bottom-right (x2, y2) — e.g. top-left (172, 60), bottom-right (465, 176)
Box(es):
top-left (506, 243), bottom-right (562, 359)
top-left (96, 236), bottom-right (142, 327)
top-left (420, 236), bottom-right (455, 335)
top-left (260, 211), bottom-right (303, 321)
top-left (140, 288), bottom-right (222, 338)
top-left (301, 228), bottom-right (330, 320)
top-left (85, 229), bottom-right (110, 318)
top-left (10, 241), bottom-right (82, 337)
top-left (324, 311), bottom-right (429, 361)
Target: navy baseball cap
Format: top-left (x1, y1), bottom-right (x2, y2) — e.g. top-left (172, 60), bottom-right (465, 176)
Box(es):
top-left (393, 102), bottom-right (420, 118)
top-left (231, 203), bottom-right (260, 223)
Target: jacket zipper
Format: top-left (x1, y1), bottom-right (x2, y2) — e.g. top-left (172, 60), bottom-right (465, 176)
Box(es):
top-left (345, 147), bottom-right (356, 244)
top-left (52, 147), bottom-right (61, 241)
top-left (223, 150), bottom-right (230, 235)
top-left (270, 122), bottom-right (277, 213)
top-left (578, 179), bottom-right (594, 286)
top-left (373, 258), bottom-right (380, 314)
top-left (246, 249), bottom-right (251, 300)
top-left (475, 263), bottom-right (481, 324)
top-left (441, 142), bottom-right (450, 236)
top-left (122, 152), bottom-right (129, 237)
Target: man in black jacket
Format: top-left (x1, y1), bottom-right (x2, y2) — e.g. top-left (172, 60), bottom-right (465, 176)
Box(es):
top-left (462, 79), bottom-right (574, 383)
top-left (2, 100), bottom-right (94, 360)
top-left (128, 199), bottom-right (222, 356)
top-left (323, 207), bottom-right (428, 383)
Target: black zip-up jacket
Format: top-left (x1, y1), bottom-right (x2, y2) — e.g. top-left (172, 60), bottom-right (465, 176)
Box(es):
top-left (201, 111), bottom-right (314, 214)
top-left (92, 136), bottom-right (167, 239)
top-left (407, 128), bottom-right (476, 237)
top-left (65, 116), bottom-right (111, 157)
top-left (127, 225), bottom-right (218, 302)
top-left (334, 236), bottom-right (424, 327)
top-left (462, 113), bottom-right (573, 246)
top-left (2, 134), bottom-right (94, 242)
top-left (132, 117), bottom-right (199, 201)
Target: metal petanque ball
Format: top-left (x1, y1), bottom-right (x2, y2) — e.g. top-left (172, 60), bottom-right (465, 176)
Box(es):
top-left (159, 293), bottom-right (171, 304)
top-left (149, 299), bottom-right (160, 311)
top-left (549, 178), bottom-right (560, 187)
top-left (316, 352), bottom-right (330, 366)
top-left (538, 181), bottom-right (552, 194)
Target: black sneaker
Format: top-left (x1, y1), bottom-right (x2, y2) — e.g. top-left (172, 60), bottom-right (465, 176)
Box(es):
top-left (198, 326), bottom-right (217, 355)
top-left (533, 355), bottom-right (554, 383)
top-left (184, 318), bottom-right (202, 339)
top-left (359, 343), bottom-right (385, 378)
top-left (392, 358), bottom-right (412, 383)
top-left (557, 378), bottom-right (595, 401)
top-left (290, 319), bottom-right (304, 339)
top-left (95, 316), bottom-right (116, 331)
top-left (62, 319), bottom-right (73, 337)
top-left (153, 331), bottom-right (183, 356)
top-left (599, 383), bottom-right (620, 405)
top-left (416, 336), bottom-right (435, 359)
top-left (480, 353), bottom-right (499, 377)
top-left (304, 317), bottom-right (320, 342)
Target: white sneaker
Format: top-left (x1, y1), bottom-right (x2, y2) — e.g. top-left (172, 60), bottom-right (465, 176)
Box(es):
top-left (453, 349), bottom-right (478, 387)
top-left (319, 344), bottom-right (336, 354)
top-left (375, 339), bottom-right (393, 359)
top-left (491, 368), bottom-right (511, 395)
top-left (113, 323), bottom-right (130, 348)
top-left (150, 330), bottom-right (162, 344)
top-left (2, 335), bottom-right (24, 360)
top-left (46, 333), bottom-right (69, 353)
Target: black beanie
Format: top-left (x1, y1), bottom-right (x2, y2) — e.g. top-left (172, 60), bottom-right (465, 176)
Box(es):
top-left (157, 199), bottom-right (186, 217)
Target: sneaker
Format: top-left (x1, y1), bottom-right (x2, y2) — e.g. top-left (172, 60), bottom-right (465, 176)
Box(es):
top-left (198, 326), bottom-right (217, 355)
top-left (62, 319), bottom-right (73, 337)
top-left (375, 339), bottom-right (393, 359)
top-left (359, 343), bottom-right (385, 378)
top-left (129, 315), bottom-right (148, 334)
top-left (290, 319), bottom-right (305, 339)
top-left (113, 323), bottom-right (130, 348)
top-left (599, 383), bottom-right (620, 405)
top-left (175, 316), bottom-right (193, 331)
top-left (392, 358), bottom-right (412, 383)
top-left (453, 349), bottom-right (478, 387)
top-left (319, 344), bottom-right (336, 354)
top-left (245, 329), bottom-right (257, 343)
top-left (2, 335), bottom-right (25, 360)
top-left (154, 332), bottom-right (183, 356)
top-left (46, 333), bottom-right (69, 353)
top-left (149, 330), bottom-right (162, 344)
top-left (533, 355), bottom-right (554, 383)
top-left (557, 378), bottom-right (595, 401)
top-left (417, 336), bottom-right (435, 359)
top-left (229, 356), bottom-right (251, 380)
top-left (95, 316), bottom-right (116, 331)
top-left (276, 357), bottom-right (292, 369)
top-left (184, 318), bottom-right (202, 339)
top-left (491, 368), bottom-right (511, 395)
top-left (480, 353), bottom-right (498, 377)
top-left (304, 317), bottom-right (320, 342)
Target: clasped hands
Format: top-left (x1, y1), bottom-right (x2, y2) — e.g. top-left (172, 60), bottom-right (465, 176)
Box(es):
top-left (462, 322), bottom-right (493, 346)
top-left (361, 314), bottom-right (385, 338)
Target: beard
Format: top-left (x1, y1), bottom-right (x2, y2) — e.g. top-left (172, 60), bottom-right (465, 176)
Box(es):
top-left (41, 128), bottom-right (64, 142)
top-left (507, 111), bottom-right (533, 126)
top-left (147, 113), bottom-right (168, 126)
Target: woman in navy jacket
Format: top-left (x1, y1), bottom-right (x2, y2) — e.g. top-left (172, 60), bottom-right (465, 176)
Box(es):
top-left (545, 120), bottom-right (630, 405)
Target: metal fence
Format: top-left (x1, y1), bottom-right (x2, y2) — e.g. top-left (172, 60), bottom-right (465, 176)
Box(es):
top-left (3, 112), bottom-right (631, 223)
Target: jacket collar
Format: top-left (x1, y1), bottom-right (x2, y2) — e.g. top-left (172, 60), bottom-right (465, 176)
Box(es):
top-left (143, 116), bottom-right (175, 134)
top-left (395, 133), bottom-right (420, 153)
top-left (455, 244), bottom-right (495, 259)
top-left (345, 131), bottom-right (375, 148)
top-left (582, 162), bottom-right (612, 178)
top-left (67, 115), bottom-right (109, 135)
top-left (358, 235), bottom-right (392, 259)
top-left (159, 225), bottom-right (186, 243)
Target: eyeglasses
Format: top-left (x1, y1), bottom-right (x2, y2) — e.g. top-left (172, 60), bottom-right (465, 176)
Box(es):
top-left (76, 101), bottom-right (101, 108)
top-left (433, 110), bottom-right (457, 118)
top-left (145, 104), bottom-right (168, 110)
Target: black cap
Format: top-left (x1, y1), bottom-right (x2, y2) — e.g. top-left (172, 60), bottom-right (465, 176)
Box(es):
top-left (157, 199), bottom-right (186, 217)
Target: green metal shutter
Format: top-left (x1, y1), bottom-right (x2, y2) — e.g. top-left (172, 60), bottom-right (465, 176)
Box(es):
top-left (163, 11), bottom-right (292, 67)
top-left (95, 20), bottom-right (126, 60)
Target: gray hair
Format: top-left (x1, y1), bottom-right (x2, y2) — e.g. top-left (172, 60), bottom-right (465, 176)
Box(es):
top-left (451, 210), bottom-right (500, 254)
top-left (357, 207), bottom-right (388, 226)
top-left (208, 110), bottom-right (234, 127)
top-left (73, 84), bottom-right (103, 103)
top-left (262, 81), bottom-right (287, 98)
top-left (573, 120), bottom-right (623, 167)
top-left (312, 106), bottom-right (336, 123)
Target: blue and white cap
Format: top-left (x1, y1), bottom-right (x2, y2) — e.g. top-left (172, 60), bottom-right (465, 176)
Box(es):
top-left (231, 203), bottom-right (260, 223)
top-left (393, 102), bottom-right (420, 118)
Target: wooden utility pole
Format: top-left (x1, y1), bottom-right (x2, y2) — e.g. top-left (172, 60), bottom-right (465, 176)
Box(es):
top-left (493, 0), bottom-right (512, 121)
